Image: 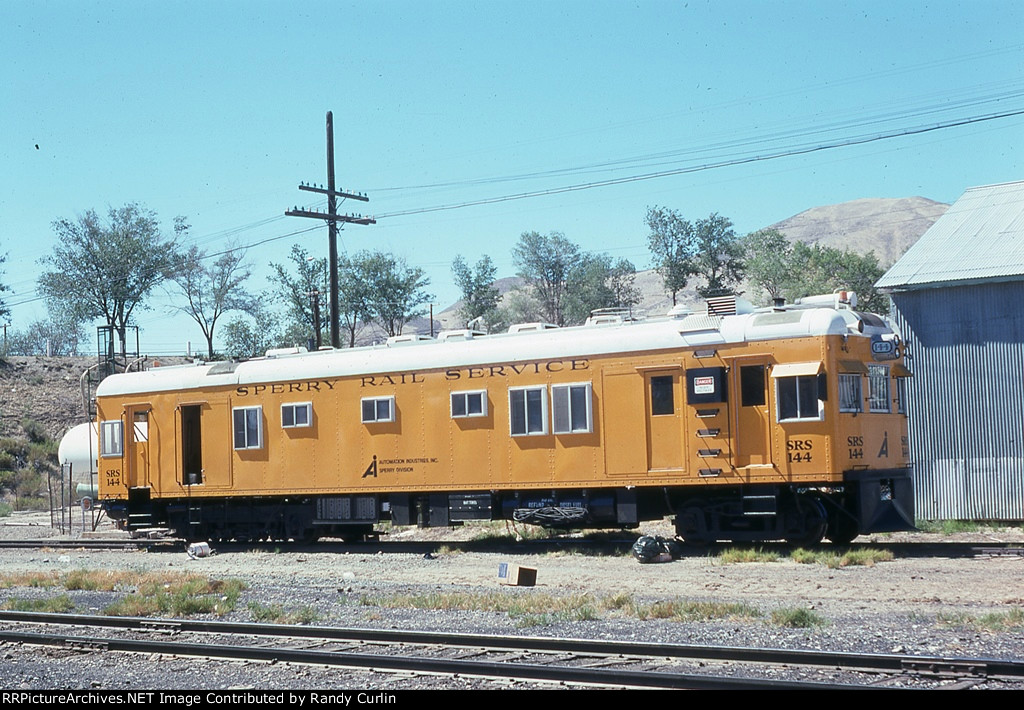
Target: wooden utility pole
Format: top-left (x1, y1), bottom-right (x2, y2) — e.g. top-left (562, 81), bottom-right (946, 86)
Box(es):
top-left (286, 111), bottom-right (375, 348)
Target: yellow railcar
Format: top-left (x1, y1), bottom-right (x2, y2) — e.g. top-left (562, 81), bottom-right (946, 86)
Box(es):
top-left (91, 293), bottom-right (914, 543)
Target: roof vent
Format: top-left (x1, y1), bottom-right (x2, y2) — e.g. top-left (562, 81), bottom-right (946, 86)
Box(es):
top-left (265, 346), bottom-right (308, 358)
top-left (437, 329), bottom-right (486, 342)
top-left (795, 291), bottom-right (858, 310)
top-left (585, 307), bottom-right (634, 326)
top-left (667, 304), bottom-right (694, 319)
top-left (706, 295), bottom-right (755, 316)
top-left (508, 322), bottom-right (559, 334)
top-left (385, 334), bottom-right (434, 347)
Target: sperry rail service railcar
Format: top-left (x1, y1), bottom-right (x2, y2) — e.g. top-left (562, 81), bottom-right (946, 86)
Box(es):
top-left (92, 292), bottom-right (914, 544)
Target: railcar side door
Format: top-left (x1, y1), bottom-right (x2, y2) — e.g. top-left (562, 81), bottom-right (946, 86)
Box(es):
top-left (644, 369), bottom-right (685, 472)
top-left (179, 403), bottom-right (204, 486)
top-left (177, 400), bottom-right (232, 489)
top-left (123, 405), bottom-right (151, 489)
top-left (732, 359), bottom-right (774, 468)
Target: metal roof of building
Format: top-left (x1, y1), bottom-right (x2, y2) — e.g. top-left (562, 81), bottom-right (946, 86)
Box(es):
top-left (876, 180), bottom-right (1024, 291)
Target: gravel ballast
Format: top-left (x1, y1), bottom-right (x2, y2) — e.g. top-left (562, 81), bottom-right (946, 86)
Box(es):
top-left (1, 512), bottom-right (1023, 689)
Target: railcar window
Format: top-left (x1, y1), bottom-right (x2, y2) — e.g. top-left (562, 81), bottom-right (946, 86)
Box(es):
top-left (132, 411), bottom-right (149, 442)
top-left (232, 407), bottom-right (263, 449)
top-left (740, 366), bottom-right (766, 407)
top-left (509, 386), bottom-right (548, 436)
top-left (650, 376), bottom-right (674, 415)
top-left (281, 402), bottom-right (312, 428)
top-left (552, 382), bottom-right (593, 434)
top-left (100, 420), bottom-right (123, 457)
top-left (838, 374), bottom-right (863, 413)
top-left (868, 365), bottom-right (890, 413)
top-left (451, 390), bottom-right (488, 418)
top-left (776, 375), bottom-right (824, 421)
top-left (361, 396), bottom-right (396, 423)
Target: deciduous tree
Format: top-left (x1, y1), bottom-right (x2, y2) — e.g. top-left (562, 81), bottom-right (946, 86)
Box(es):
top-left (38, 204), bottom-right (182, 359)
top-left (452, 254), bottom-right (500, 328)
top-left (511, 231), bottom-right (580, 326)
top-left (172, 242), bottom-right (253, 359)
top-left (221, 301), bottom-right (282, 359)
top-left (692, 213), bottom-right (744, 298)
top-left (6, 315), bottom-right (85, 356)
top-left (337, 253), bottom-right (375, 347)
top-left (563, 255), bottom-right (641, 325)
top-left (269, 245), bottom-right (329, 348)
top-left (360, 251), bottom-right (432, 337)
top-left (645, 207), bottom-right (697, 306)
top-left (743, 228), bottom-right (793, 303)
top-left (646, 207), bottom-right (745, 301)
top-left (784, 243), bottom-right (888, 313)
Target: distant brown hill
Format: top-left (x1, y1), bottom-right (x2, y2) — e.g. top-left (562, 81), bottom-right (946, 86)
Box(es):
top-left (768, 196), bottom-right (949, 268)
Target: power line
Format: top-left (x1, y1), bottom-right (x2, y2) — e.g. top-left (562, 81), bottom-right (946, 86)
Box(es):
top-left (374, 84), bottom-right (1024, 193)
top-left (375, 107), bottom-right (1024, 219)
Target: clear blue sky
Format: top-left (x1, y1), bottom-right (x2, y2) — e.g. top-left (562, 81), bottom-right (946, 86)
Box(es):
top-left (2, 0), bottom-right (1022, 355)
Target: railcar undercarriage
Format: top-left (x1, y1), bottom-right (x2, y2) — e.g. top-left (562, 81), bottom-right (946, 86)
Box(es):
top-left (106, 471), bottom-right (913, 545)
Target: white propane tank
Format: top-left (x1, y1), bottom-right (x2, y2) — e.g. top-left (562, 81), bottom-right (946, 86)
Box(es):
top-left (57, 422), bottom-right (98, 478)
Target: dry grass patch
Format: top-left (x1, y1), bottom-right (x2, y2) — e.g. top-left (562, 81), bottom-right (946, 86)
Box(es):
top-left (102, 573), bottom-right (246, 618)
top-left (247, 601), bottom-right (321, 625)
top-left (358, 589), bottom-right (761, 627)
top-left (358, 589), bottom-right (600, 628)
top-left (630, 599), bottom-right (762, 622)
top-left (936, 608), bottom-right (1024, 633)
top-left (0, 571), bottom-right (59, 589)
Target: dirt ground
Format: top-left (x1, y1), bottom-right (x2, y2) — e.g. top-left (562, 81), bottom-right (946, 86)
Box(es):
top-left (3, 510), bottom-right (1023, 623)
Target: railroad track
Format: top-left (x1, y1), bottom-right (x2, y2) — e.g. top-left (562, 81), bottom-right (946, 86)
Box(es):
top-left (1, 537), bottom-right (1022, 558)
top-left (0, 538), bottom-right (175, 551)
top-left (2, 611), bottom-right (1021, 689)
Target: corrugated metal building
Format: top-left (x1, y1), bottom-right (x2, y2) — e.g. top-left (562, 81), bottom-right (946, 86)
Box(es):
top-left (876, 180), bottom-right (1024, 520)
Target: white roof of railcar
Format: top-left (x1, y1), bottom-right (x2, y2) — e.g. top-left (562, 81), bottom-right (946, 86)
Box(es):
top-left (96, 305), bottom-right (873, 398)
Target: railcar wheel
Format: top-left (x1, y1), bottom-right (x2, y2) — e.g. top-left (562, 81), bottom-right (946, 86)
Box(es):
top-left (336, 524), bottom-right (373, 543)
top-left (784, 494), bottom-right (827, 547)
top-left (812, 492), bottom-right (860, 545)
top-left (674, 505), bottom-right (710, 544)
top-left (825, 513), bottom-right (860, 545)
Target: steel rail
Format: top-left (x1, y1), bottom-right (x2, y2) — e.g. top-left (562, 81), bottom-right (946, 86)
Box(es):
top-left (0, 627), bottom-right (875, 690)
top-left (4, 532), bottom-right (1019, 557)
top-left (3, 537), bottom-right (1022, 557)
top-left (0, 539), bottom-right (171, 551)
top-left (2, 611), bottom-right (1021, 680)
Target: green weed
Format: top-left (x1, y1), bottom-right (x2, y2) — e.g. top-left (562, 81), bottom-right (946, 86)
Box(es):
top-left (358, 589), bottom-right (760, 625)
top-left (247, 601), bottom-right (321, 625)
top-left (718, 547), bottom-right (781, 564)
top-left (632, 599), bottom-right (761, 622)
top-left (770, 607), bottom-right (826, 628)
top-left (3, 594), bottom-right (75, 613)
top-left (102, 574), bottom-right (246, 618)
top-left (937, 608), bottom-right (1024, 632)
top-left (788, 548), bottom-right (892, 568)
